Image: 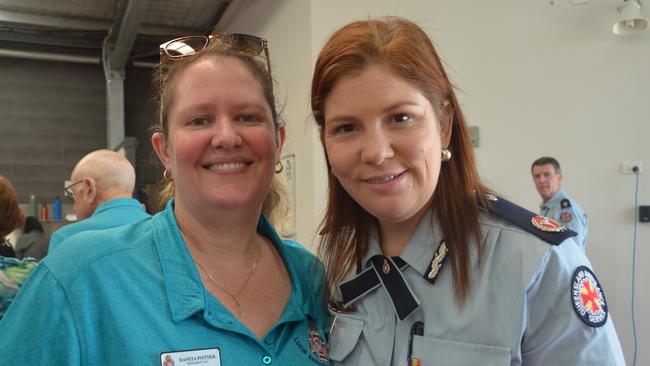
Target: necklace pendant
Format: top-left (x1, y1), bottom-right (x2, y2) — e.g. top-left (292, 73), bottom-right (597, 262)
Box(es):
top-left (233, 298), bottom-right (244, 316)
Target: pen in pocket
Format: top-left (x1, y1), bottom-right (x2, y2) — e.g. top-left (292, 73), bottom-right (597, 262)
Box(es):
top-left (407, 321), bottom-right (424, 366)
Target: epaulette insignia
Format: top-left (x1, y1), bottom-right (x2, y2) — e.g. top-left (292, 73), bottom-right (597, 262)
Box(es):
top-left (424, 240), bottom-right (448, 284)
top-left (561, 198), bottom-right (572, 209)
top-left (481, 193), bottom-right (577, 245)
top-left (531, 215), bottom-right (567, 232)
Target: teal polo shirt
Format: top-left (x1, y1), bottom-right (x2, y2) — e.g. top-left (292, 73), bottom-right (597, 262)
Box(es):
top-left (48, 197), bottom-right (150, 253)
top-left (0, 200), bottom-right (328, 365)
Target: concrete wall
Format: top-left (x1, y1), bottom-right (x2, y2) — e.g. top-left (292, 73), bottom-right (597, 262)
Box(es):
top-left (0, 57), bottom-right (161, 209)
top-left (0, 58), bottom-right (105, 203)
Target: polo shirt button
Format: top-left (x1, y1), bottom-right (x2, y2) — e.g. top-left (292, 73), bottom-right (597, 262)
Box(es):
top-left (262, 356), bottom-right (272, 364)
top-left (264, 336), bottom-right (274, 345)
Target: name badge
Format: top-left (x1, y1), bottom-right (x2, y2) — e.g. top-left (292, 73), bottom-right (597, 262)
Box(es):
top-left (160, 347), bottom-right (221, 366)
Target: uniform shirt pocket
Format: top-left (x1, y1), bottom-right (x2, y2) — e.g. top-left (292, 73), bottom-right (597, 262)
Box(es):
top-left (412, 335), bottom-right (511, 366)
top-left (327, 315), bottom-right (364, 362)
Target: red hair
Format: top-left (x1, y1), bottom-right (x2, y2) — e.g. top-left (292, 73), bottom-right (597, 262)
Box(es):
top-left (311, 17), bottom-right (490, 304)
top-left (0, 176), bottom-right (25, 239)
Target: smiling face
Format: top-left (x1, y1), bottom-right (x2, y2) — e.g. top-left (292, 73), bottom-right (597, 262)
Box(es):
top-left (532, 163), bottom-right (562, 203)
top-left (323, 64), bottom-right (451, 227)
top-left (152, 56), bottom-right (284, 214)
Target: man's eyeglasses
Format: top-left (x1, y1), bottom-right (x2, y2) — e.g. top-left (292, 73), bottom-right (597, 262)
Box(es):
top-left (64, 180), bottom-right (83, 202)
top-left (159, 33), bottom-right (271, 76)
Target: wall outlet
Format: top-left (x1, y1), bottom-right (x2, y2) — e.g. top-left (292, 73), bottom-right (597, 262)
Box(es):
top-left (621, 161), bottom-right (642, 175)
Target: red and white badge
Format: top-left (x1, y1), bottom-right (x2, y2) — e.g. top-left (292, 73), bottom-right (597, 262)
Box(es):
top-left (571, 266), bottom-right (608, 327)
top-left (308, 324), bottom-right (329, 363)
top-left (531, 215), bottom-right (567, 232)
top-left (560, 212), bottom-right (572, 223)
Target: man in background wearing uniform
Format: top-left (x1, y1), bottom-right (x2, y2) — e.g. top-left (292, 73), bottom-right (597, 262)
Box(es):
top-left (48, 149), bottom-right (150, 253)
top-left (531, 156), bottom-right (588, 250)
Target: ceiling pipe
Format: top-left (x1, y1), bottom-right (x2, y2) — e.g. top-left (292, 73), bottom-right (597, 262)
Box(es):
top-left (0, 47), bottom-right (155, 67)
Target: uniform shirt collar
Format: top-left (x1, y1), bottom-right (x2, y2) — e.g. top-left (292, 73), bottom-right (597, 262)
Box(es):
top-left (540, 189), bottom-right (565, 212)
top-left (362, 209), bottom-right (443, 277)
top-left (153, 199), bottom-right (319, 324)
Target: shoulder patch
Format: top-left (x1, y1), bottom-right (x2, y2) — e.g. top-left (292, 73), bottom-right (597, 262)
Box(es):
top-left (481, 193), bottom-right (577, 245)
top-left (561, 198), bottom-right (572, 209)
top-left (571, 266), bottom-right (608, 327)
top-left (560, 212), bottom-right (573, 223)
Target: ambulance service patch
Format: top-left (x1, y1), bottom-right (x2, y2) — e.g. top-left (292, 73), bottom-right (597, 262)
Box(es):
top-left (560, 212), bottom-right (572, 223)
top-left (308, 324), bottom-right (328, 362)
top-left (571, 266), bottom-right (608, 327)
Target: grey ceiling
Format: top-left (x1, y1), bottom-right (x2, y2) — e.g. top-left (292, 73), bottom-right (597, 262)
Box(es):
top-left (0, 0), bottom-right (234, 64)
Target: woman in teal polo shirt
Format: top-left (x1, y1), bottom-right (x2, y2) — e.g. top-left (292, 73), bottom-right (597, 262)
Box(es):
top-left (0, 34), bottom-right (329, 365)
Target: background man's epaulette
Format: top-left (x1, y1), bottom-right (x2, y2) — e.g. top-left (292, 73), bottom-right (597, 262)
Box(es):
top-left (481, 193), bottom-right (577, 245)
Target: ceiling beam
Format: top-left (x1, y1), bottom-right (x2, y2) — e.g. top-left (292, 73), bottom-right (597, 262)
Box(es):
top-left (0, 7), bottom-right (199, 36)
top-left (212, 0), bottom-right (245, 33)
top-left (104, 0), bottom-right (147, 70)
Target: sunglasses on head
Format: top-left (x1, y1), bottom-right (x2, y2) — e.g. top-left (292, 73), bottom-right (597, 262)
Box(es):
top-left (159, 33), bottom-right (271, 76)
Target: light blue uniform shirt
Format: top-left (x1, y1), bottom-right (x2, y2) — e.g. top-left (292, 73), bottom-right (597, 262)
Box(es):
top-left (540, 189), bottom-right (588, 250)
top-left (0, 200), bottom-right (328, 365)
top-left (48, 198), bottom-right (150, 253)
top-left (328, 209), bottom-right (624, 366)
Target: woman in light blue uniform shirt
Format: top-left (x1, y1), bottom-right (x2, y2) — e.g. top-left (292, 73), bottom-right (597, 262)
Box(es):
top-left (0, 34), bottom-right (329, 365)
top-left (310, 17), bottom-right (624, 365)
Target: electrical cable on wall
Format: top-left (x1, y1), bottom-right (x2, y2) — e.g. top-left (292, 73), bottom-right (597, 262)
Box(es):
top-left (631, 166), bottom-right (640, 366)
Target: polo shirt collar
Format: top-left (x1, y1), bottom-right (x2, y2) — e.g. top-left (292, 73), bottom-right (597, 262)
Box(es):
top-left (256, 215), bottom-right (320, 324)
top-left (92, 198), bottom-right (143, 217)
top-left (154, 199), bottom-right (318, 324)
top-left (153, 199), bottom-right (204, 323)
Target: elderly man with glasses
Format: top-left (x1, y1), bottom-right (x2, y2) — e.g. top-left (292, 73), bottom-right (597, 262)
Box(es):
top-left (48, 149), bottom-right (150, 253)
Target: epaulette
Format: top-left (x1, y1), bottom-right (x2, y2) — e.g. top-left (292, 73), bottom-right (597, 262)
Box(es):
top-left (561, 198), bottom-right (572, 209)
top-left (481, 193), bottom-right (577, 245)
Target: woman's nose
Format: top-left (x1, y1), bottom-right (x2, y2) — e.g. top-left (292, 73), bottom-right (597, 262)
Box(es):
top-left (360, 129), bottom-right (394, 165)
top-left (210, 119), bottom-right (243, 149)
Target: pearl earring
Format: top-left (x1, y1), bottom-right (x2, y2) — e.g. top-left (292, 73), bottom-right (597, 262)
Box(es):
top-left (441, 148), bottom-right (452, 162)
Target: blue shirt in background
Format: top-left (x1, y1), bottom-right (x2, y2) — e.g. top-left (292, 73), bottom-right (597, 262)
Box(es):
top-left (48, 197), bottom-right (150, 253)
top-left (540, 189), bottom-right (588, 250)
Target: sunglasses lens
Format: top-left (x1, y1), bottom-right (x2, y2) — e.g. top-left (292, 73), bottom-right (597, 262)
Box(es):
top-left (160, 34), bottom-right (270, 76)
top-left (224, 34), bottom-right (264, 55)
top-left (163, 36), bottom-right (209, 58)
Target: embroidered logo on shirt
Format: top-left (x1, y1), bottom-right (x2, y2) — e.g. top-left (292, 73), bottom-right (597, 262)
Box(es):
top-left (571, 266), bottom-right (608, 327)
top-left (308, 324), bottom-right (329, 362)
top-left (424, 240), bottom-right (448, 284)
top-left (560, 212), bottom-right (572, 223)
top-left (531, 215), bottom-right (567, 232)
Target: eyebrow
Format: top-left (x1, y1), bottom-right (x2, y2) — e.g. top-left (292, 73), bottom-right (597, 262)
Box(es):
top-left (326, 101), bottom-right (422, 125)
